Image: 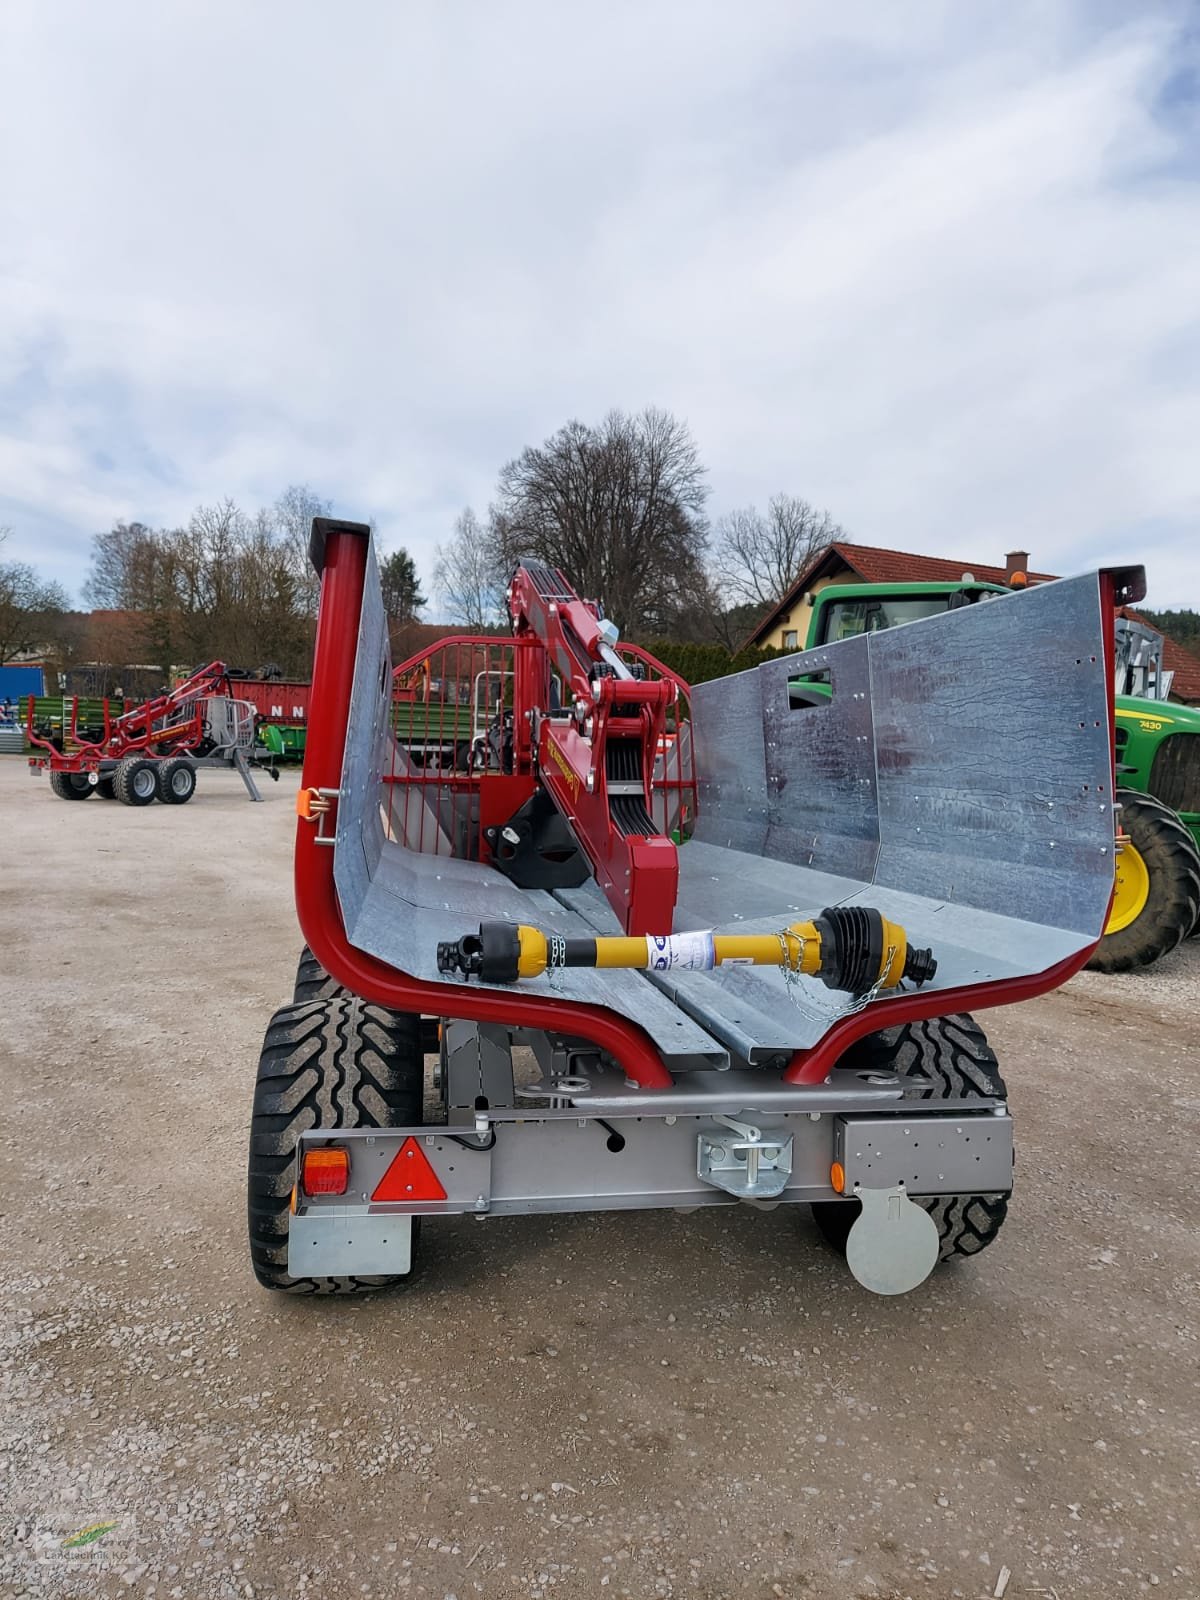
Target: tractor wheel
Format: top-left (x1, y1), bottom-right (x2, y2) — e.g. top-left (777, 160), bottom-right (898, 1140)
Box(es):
top-left (156, 757), bottom-right (197, 805)
top-left (48, 771), bottom-right (93, 801)
top-left (247, 997), bottom-right (425, 1294)
top-left (293, 945), bottom-right (352, 1003)
top-left (113, 757), bottom-right (159, 806)
top-left (95, 776), bottom-right (116, 799)
top-left (811, 1014), bottom-right (1009, 1263)
top-left (1087, 790), bottom-right (1200, 973)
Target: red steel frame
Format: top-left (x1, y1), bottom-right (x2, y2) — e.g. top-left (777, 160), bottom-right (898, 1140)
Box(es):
top-left (26, 661), bottom-right (233, 775)
top-left (296, 519), bottom-right (1130, 1093)
top-left (382, 632), bottom-right (695, 884)
top-left (384, 634), bottom-right (537, 857)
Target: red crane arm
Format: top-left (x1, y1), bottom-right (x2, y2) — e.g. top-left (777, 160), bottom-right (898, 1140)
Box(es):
top-left (27, 660), bottom-right (233, 768)
top-left (505, 561), bottom-right (685, 936)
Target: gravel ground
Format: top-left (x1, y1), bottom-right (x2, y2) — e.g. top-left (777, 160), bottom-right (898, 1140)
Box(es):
top-left (1, 756), bottom-right (1198, 1600)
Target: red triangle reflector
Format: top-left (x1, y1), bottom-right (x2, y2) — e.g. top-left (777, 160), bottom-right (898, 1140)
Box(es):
top-left (372, 1137), bottom-right (447, 1203)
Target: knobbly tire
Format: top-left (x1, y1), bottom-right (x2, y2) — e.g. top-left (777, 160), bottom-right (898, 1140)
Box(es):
top-left (113, 756), bottom-right (159, 806)
top-left (811, 1014), bottom-right (1009, 1264)
top-left (95, 775), bottom-right (116, 799)
top-left (1087, 790), bottom-right (1200, 973)
top-left (48, 771), bottom-right (93, 800)
top-left (291, 949), bottom-right (439, 1051)
top-left (293, 945), bottom-right (353, 1003)
top-left (156, 756), bottom-right (197, 805)
top-left (247, 997), bottom-right (425, 1294)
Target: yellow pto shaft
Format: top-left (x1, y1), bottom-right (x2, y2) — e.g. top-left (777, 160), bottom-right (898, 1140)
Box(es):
top-left (437, 907), bottom-right (937, 997)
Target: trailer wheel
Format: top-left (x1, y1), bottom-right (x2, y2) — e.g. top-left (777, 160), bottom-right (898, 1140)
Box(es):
top-left (48, 771), bottom-right (93, 800)
top-left (1087, 790), bottom-right (1200, 972)
top-left (113, 757), bottom-right (159, 806)
top-left (811, 1014), bottom-right (1009, 1263)
top-left (156, 757), bottom-right (197, 805)
top-left (293, 945), bottom-right (352, 1003)
top-left (95, 776), bottom-right (116, 799)
top-left (247, 997), bottom-right (425, 1294)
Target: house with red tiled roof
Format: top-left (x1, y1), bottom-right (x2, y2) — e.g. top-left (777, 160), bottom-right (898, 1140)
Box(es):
top-left (743, 541), bottom-right (1200, 705)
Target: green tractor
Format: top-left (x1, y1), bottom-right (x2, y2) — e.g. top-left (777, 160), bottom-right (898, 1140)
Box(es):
top-left (794, 579), bottom-right (1200, 973)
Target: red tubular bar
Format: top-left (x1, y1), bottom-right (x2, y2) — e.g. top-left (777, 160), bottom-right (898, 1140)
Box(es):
top-left (294, 520), bottom-right (674, 1090)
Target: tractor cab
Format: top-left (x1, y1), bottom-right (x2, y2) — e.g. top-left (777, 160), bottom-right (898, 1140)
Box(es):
top-left (807, 580), bottom-right (1009, 649)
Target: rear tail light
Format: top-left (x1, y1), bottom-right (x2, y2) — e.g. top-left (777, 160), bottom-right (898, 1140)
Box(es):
top-left (301, 1147), bottom-right (350, 1196)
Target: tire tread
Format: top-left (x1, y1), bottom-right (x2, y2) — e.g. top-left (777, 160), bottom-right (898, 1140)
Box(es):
top-left (247, 997), bottom-right (423, 1295)
top-left (813, 1013), bottom-right (1009, 1263)
top-left (1088, 790), bottom-right (1200, 972)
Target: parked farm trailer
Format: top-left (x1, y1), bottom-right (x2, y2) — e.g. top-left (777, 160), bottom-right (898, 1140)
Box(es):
top-left (27, 660), bottom-right (279, 805)
top-left (249, 518), bottom-right (1135, 1298)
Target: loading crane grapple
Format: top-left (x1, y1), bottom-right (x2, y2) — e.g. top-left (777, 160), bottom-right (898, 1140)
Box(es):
top-left (246, 518), bottom-right (1139, 1298)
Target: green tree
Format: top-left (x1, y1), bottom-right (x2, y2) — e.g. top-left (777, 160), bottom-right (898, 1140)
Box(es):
top-left (1142, 608), bottom-right (1200, 649)
top-left (379, 548), bottom-right (426, 623)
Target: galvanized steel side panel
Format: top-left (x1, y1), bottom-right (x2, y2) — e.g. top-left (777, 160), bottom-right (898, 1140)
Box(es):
top-left (759, 640), bottom-right (881, 882)
top-left (689, 664), bottom-right (770, 855)
top-left (333, 543), bottom-right (390, 935)
top-left (868, 573), bottom-right (1114, 935)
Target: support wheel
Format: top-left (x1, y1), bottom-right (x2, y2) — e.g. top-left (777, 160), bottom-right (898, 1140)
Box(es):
top-left (247, 997), bottom-right (425, 1294)
top-left (113, 757), bottom-right (159, 806)
top-left (95, 776), bottom-right (116, 799)
top-left (1088, 790), bottom-right (1200, 972)
top-left (48, 771), bottom-right (93, 800)
top-left (811, 1014), bottom-right (1009, 1264)
top-left (157, 757), bottom-right (197, 804)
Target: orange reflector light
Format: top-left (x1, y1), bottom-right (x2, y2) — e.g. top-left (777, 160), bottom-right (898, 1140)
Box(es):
top-left (372, 1137), bottom-right (447, 1203)
top-left (830, 1161), bottom-right (846, 1195)
top-left (302, 1147), bottom-right (350, 1196)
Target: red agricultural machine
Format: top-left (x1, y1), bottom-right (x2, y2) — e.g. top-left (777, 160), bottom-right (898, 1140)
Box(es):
top-left (28, 660), bottom-right (278, 806)
top-left (248, 518), bottom-right (1137, 1298)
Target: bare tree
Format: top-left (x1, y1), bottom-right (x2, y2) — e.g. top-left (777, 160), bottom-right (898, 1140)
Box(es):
top-left (0, 541), bottom-right (70, 667)
top-left (268, 484), bottom-right (332, 615)
top-left (434, 509), bottom-right (503, 630)
top-left (83, 521), bottom-right (157, 609)
top-left (489, 407), bottom-right (710, 638)
top-left (714, 494), bottom-right (845, 609)
top-left (80, 491), bottom-right (327, 678)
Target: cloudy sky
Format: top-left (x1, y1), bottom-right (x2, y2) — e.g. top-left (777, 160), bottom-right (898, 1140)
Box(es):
top-left (1, 1), bottom-right (1197, 609)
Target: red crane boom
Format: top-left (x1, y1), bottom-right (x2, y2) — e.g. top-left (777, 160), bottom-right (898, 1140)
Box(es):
top-left (506, 561), bottom-right (685, 936)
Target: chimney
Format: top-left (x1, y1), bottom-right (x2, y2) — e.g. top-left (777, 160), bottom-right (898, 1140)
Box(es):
top-left (1005, 550), bottom-right (1030, 582)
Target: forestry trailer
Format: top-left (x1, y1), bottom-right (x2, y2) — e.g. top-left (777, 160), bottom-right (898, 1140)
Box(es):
top-left (248, 519), bottom-right (1132, 1299)
top-left (27, 660), bottom-right (278, 805)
